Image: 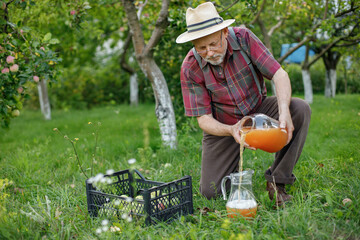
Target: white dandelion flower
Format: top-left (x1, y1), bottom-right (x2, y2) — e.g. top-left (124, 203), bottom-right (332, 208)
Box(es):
top-left (128, 158), bottom-right (136, 164)
top-left (87, 177), bottom-right (94, 184)
top-left (110, 226), bottom-right (121, 232)
top-left (101, 219), bottom-right (109, 226)
top-left (102, 226), bottom-right (109, 232)
top-left (94, 173), bottom-right (104, 183)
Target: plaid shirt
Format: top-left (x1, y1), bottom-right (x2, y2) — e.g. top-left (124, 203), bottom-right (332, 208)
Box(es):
top-left (180, 27), bottom-right (281, 125)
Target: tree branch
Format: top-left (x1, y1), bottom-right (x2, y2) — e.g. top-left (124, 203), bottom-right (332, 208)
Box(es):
top-left (119, 0), bottom-right (148, 74)
top-left (3, 0), bottom-right (15, 33)
top-left (302, 43), bottom-right (310, 69)
top-left (308, 37), bottom-right (343, 68)
top-left (277, 37), bottom-right (311, 63)
top-left (121, 0), bottom-right (145, 56)
top-left (268, 18), bottom-right (284, 37)
top-left (219, 0), bottom-right (241, 14)
top-left (277, 0), bottom-right (333, 64)
top-left (335, 5), bottom-right (359, 18)
top-left (249, 0), bottom-right (266, 26)
top-left (143, 0), bottom-right (170, 55)
top-left (323, 0), bottom-right (329, 20)
top-left (120, 32), bottom-right (135, 74)
top-left (335, 39), bottom-right (360, 47)
top-left (308, 17), bottom-right (358, 67)
top-left (136, 0), bottom-right (148, 19)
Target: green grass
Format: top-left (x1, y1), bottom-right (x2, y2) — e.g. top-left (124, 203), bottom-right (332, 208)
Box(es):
top-left (0, 95), bottom-right (359, 239)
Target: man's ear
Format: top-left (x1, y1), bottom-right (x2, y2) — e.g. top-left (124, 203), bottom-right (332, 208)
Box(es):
top-left (223, 28), bottom-right (229, 39)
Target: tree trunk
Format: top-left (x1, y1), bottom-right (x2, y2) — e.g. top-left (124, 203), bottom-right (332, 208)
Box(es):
top-left (323, 50), bottom-right (341, 98)
top-left (120, 32), bottom-right (139, 107)
top-left (140, 57), bottom-right (177, 148)
top-left (302, 68), bottom-right (313, 104)
top-left (130, 73), bottom-right (138, 106)
top-left (325, 68), bottom-right (337, 97)
top-left (343, 62), bottom-right (347, 94)
top-left (330, 69), bottom-right (337, 97)
top-left (122, 0), bottom-right (176, 148)
top-left (301, 44), bottom-right (313, 104)
top-left (37, 79), bottom-right (51, 120)
top-left (324, 69), bottom-right (331, 97)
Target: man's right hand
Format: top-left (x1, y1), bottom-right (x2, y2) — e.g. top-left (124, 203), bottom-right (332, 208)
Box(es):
top-left (197, 114), bottom-right (256, 150)
top-left (231, 122), bottom-right (257, 150)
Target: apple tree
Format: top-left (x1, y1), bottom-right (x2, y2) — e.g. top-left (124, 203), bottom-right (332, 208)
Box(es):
top-left (0, 0), bottom-right (61, 128)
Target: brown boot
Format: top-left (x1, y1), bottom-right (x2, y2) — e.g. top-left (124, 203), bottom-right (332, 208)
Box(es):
top-left (266, 182), bottom-right (293, 207)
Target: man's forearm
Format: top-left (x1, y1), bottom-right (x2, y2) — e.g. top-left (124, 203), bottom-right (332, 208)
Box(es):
top-left (272, 67), bottom-right (294, 142)
top-left (272, 68), bottom-right (292, 116)
top-left (197, 114), bottom-right (233, 136)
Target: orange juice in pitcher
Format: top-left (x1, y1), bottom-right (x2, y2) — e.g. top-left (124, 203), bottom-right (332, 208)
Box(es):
top-left (221, 170), bottom-right (257, 219)
top-left (239, 114), bottom-right (288, 153)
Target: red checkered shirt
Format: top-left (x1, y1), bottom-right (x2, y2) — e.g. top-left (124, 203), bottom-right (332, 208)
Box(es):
top-left (180, 27), bottom-right (281, 125)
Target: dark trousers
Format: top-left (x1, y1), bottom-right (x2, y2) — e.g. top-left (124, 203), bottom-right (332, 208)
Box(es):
top-left (199, 96), bottom-right (311, 199)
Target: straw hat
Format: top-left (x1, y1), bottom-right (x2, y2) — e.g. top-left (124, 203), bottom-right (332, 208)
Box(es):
top-left (176, 2), bottom-right (235, 44)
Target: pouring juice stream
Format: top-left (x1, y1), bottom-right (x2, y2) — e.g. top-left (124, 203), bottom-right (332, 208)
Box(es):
top-left (225, 129), bottom-right (258, 218)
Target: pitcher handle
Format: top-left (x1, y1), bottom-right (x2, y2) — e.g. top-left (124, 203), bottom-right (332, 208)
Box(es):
top-left (238, 116), bottom-right (254, 134)
top-left (221, 175), bottom-right (230, 200)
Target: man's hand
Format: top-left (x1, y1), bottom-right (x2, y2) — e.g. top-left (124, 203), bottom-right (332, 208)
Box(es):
top-left (232, 121), bottom-right (257, 150)
top-left (278, 108), bottom-right (294, 145)
top-left (197, 114), bottom-right (256, 150)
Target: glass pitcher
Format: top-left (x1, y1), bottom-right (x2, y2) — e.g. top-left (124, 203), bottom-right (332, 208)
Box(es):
top-left (221, 170), bottom-right (257, 219)
top-left (239, 113), bottom-right (288, 153)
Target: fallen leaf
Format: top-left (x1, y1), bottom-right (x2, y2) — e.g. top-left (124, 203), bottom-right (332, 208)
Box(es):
top-left (318, 163), bottom-right (324, 168)
top-left (14, 187), bottom-right (24, 194)
top-left (55, 207), bottom-right (62, 219)
top-left (197, 207), bottom-right (211, 215)
top-left (342, 198), bottom-right (352, 205)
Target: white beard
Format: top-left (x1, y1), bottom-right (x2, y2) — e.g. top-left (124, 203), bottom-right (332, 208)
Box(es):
top-left (202, 41), bottom-right (227, 66)
top-left (204, 54), bottom-right (226, 65)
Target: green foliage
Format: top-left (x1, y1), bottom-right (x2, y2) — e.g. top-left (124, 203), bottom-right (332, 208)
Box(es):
top-left (0, 0), bottom-right (61, 128)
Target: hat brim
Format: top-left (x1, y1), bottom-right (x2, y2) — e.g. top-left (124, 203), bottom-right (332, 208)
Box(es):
top-left (176, 19), bottom-right (235, 44)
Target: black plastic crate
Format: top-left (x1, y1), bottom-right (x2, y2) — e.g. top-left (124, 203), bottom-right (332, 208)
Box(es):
top-left (85, 169), bottom-right (193, 225)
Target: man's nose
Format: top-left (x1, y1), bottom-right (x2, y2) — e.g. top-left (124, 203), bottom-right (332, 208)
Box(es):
top-left (206, 47), bottom-right (215, 57)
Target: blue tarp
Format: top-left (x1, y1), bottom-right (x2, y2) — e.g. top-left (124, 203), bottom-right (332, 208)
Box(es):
top-left (280, 44), bottom-right (315, 64)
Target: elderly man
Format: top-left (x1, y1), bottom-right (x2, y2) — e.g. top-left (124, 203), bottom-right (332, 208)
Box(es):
top-left (176, 2), bottom-right (311, 205)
